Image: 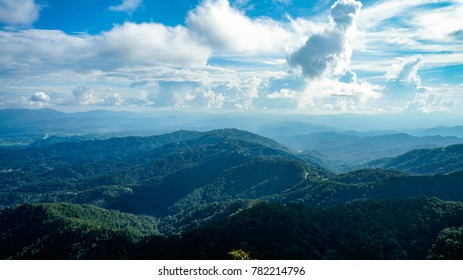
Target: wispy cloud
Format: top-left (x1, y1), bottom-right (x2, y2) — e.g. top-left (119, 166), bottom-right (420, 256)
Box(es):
top-left (356, 0), bottom-right (463, 69)
top-left (130, 79), bottom-right (152, 88)
top-left (109, 0), bottom-right (142, 13)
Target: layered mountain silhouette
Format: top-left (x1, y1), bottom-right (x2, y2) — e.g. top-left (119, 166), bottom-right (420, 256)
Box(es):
top-left (2, 124), bottom-right (463, 259)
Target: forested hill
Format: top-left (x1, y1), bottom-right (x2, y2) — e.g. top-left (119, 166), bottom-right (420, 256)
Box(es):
top-left (0, 203), bottom-right (159, 259)
top-left (366, 143), bottom-right (463, 175)
top-left (0, 129), bottom-right (328, 234)
top-left (3, 198), bottom-right (463, 259)
top-left (148, 198), bottom-right (463, 260)
top-left (2, 128), bottom-right (463, 259)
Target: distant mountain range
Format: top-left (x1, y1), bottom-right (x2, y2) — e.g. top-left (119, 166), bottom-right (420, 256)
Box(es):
top-left (366, 143), bottom-right (463, 175)
top-left (2, 128), bottom-right (463, 222)
top-left (2, 109), bottom-right (463, 259)
top-left (272, 132), bottom-right (463, 168)
top-left (408, 125), bottom-right (463, 138)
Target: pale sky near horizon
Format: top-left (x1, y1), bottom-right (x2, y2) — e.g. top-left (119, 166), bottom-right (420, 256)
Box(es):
top-left (0, 0), bottom-right (462, 114)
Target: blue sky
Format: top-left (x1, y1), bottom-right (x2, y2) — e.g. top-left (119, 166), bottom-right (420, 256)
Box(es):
top-left (0, 0), bottom-right (462, 113)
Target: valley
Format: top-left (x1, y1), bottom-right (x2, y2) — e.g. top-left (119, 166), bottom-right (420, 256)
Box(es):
top-left (1, 109), bottom-right (463, 259)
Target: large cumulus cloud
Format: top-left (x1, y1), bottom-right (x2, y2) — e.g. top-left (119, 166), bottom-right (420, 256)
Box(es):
top-left (0, 0), bottom-right (321, 110)
top-left (288, 0), bottom-right (362, 80)
top-left (70, 85), bottom-right (125, 106)
top-left (384, 55), bottom-right (425, 98)
top-left (381, 55), bottom-right (432, 111)
top-left (286, 0), bottom-right (380, 112)
top-left (0, 21), bottom-right (211, 76)
top-left (186, 0), bottom-right (315, 54)
top-left (29, 92), bottom-right (50, 103)
top-left (0, 0), bottom-right (40, 26)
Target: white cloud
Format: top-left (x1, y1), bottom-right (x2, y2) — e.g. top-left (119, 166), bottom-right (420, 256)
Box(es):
top-left (186, 0), bottom-right (310, 54)
top-left (0, 0), bottom-right (324, 111)
top-left (330, 0), bottom-right (362, 31)
top-left (0, 29), bottom-right (90, 76)
top-left (141, 75), bottom-right (283, 109)
top-left (100, 89), bottom-right (124, 106)
top-left (288, 0), bottom-right (361, 79)
top-left (359, 0), bottom-right (422, 28)
top-left (409, 86), bottom-right (463, 113)
top-left (13, 91), bottom-right (51, 108)
top-left (222, 76), bottom-right (264, 109)
top-left (357, 0), bottom-right (456, 30)
top-left (109, 0), bottom-right (142, 13)
top-left (130, 79), bottom-right (152, 88)
top-left (97, 22), bottom-right (211, 67)
top-left (72, 85), bottom-right (98, 105)
top-left (147, 80), bottom-right (226, 109)
top-left (412, 2), bottom-right (463, 42)
top-left (0, 0), bottom-right (460, 113)
top-left (286, 0), bottom-right (380, 112)
top-left (267, 88), bottom-right (297, 99)
top-left (70, 85), bottom-right (126, 106)
top-left (383, 55), bottom-right (426, 101)
top-left (29, 92), bottom-right (50, 103)
top-left (355, 0), bottom-right (463, 74)
top-left (288, 31), bottom-right (349, 79)
top-left (0, 0), bottom-right (40, 26)
top-left (298, 78), bottom-right (381, 111)
top-left (0, 21), bottom-right (210, 76)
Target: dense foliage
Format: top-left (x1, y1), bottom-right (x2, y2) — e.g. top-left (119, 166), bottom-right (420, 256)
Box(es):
top-left (143, 198), bottom-right (463, 260)
top-left (2, 198), bottom-right (462, 259)
top-left (367, 143), bottom-right (463, 175)
top-left (0, 203), bottom-right (158, 259)
top-left (2, 126), bottom-right (463, 259)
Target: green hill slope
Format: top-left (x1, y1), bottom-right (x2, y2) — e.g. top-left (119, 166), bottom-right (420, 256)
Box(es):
top-left (366, 143), bottom-right (463, 175)
top-left (135, 198), bottom-right (463, 260)
top-left (0, 203), bottom-right (159, 259)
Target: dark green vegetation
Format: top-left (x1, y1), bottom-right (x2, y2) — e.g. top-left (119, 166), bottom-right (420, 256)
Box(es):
top-left (2, 198), bottom-right (463, 259)
top-left (366, 143), bottom-right (463, 175)
top-left (2, 117), bottom-right (463, 259)
top-left (143, 198), bottom-right (463, 260)
top-left (0, 203), bottom-right (158, 259)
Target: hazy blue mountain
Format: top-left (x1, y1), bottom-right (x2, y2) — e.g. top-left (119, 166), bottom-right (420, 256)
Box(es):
top-left (256, 121), bottom-right (336, 138)
top-left (274, 132), bottom-right (463, 166)
top-left (0, 130), bottom-right (203, 172)
top-left (297, 149), bottom-right (353, 173)
top-left (366, 143), bottom-right (463, 175)
top-left (0, 109), bottom-right (138, 146)
top-left (408, 125), bottom-right (463, 138)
